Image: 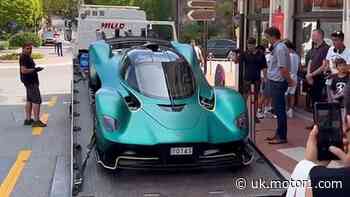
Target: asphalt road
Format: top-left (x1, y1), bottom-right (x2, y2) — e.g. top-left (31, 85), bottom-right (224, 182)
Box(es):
top-left (0, 61), bottom-right (72, 197)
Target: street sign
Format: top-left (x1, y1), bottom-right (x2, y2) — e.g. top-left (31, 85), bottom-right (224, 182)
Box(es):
top-left (187, 0), bottom-right (216, 9)
top-left (187, 9), bottom-right (216, 21)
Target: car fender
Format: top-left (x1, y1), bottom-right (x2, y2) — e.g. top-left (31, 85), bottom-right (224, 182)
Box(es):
top-left (210, 87), bottom-right (248, 140)
top-left (95, 88), bottom-right (131, 135)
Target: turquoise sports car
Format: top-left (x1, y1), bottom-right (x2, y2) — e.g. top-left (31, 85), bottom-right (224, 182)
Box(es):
top-left (88, 38), bottom-right (252, 170)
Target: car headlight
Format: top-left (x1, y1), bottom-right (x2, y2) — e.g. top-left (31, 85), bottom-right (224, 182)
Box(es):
top-left (236, 112), bottom-right (248, 130)
top-left (103, 115), bottom-right (119, 132)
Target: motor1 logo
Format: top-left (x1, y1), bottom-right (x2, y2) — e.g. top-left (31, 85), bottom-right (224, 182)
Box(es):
top-left (101, 22), bottom-right (126, 29)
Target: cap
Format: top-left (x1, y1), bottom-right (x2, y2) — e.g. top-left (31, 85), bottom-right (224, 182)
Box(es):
top-left (331, 31), bottom-right (344, 40)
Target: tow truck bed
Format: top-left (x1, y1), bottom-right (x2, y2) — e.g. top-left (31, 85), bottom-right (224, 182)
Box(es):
top-left (72, 74), bottom-right (287, 197)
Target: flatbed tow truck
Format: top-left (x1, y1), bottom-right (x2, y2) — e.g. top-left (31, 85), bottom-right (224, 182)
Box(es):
top-left (70, 65), bottom-right (287, 197)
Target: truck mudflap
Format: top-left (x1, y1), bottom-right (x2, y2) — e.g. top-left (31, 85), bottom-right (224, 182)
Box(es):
top-left (72, 68), bottom-right (287, 197)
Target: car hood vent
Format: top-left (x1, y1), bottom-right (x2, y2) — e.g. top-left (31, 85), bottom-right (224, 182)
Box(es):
top-left (157, 104), bottom-right (185, 112)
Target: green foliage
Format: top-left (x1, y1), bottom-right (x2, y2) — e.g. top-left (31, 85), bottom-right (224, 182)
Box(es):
top-left (215, 0), bottom-right (234, 39)
top-left (43, 0), bottom-right (78, 19)
top-left (0, 40), bottom-right (10, 50)
top-left (87, 0), bottom-right (174, 21)
top-left (0, 0), bottom-right (44, 31)
top-left (9, 32), bottom-right (42, 48)
top-left (181, 22), bottom-right (201, 43)
top-left (31, 53), bottom-right (45, 59)
top-left (0, 52), bottom-right (44, 60)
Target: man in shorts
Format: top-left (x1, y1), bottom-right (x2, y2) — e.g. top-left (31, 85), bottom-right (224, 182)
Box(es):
top-left (20, 42), bottom-right (46, 127)
top-left (284, 40), bottom-right (300, 118)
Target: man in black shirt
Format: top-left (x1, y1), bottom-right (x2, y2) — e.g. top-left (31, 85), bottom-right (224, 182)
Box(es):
top-left (20, 42), bottom-right (46, 127)
top-left (235, 37), bottom-right (267, 122)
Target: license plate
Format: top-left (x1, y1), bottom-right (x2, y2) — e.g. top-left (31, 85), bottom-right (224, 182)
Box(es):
top-left (170, 147), bottom-right (193, 156)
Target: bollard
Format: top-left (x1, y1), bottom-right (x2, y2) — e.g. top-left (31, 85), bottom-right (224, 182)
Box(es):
top-left (249, 83), bottom-right (256, 144)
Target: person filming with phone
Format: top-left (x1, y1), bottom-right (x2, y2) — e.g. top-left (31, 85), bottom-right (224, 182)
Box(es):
top-left (286, 84), bottom-right (350, 197)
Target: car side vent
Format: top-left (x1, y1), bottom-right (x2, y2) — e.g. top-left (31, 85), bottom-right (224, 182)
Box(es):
top-left (199, 96), bottom-right (215, 110)
top-left (124, 94), bottom-right (141, 111)
top-left (157, 104), bottom-right (185, 112)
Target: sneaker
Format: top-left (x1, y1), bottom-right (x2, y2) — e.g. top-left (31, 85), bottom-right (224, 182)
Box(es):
top-left (270, 112), bottom-right (277, 119)
top-left (24, 119), bottom-right (34, 126)
top-left (32, 120), bottom-right (47, 127)
top-left (256, 111), bottom-right (265, 119)
top-left (287, 109), bottom-right (294, 118)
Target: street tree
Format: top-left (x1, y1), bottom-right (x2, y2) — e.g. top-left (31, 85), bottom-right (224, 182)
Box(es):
top-left (86, 0), bottom-right (174, 21)
top-left (0, 0), bottom-right (43, 32)
top-left (43, 0), bottom-right (78, 19)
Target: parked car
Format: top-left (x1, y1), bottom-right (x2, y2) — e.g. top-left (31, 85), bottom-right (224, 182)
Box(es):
top-left (88, 37), bottom-right (253, 170)
top-left (42, 31), bottom-right (55, 45)
top-left (207, 39), bottom-right (237, 58)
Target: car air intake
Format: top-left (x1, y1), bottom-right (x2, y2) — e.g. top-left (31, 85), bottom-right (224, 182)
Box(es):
top-left (124, 94), bottom-right (141, 111)
top-left (157, 104), bottom-right (185, 112)
top-left (199, 96), bottom-right (215, 110)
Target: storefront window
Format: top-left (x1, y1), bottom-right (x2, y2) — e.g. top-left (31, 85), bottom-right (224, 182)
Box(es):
top-left (249, 0), bottom-right (270, 14)
top-left (303, 0), bottom-right (343, 12)
top-left (248, 20), bottom-right (269, 44)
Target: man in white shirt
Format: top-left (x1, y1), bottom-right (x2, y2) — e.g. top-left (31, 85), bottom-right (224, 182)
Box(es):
top-left (191, 40), bottom-right (205, 74)
top-left (55, 29), bottom-right (64, 57)
top-left (325, 31), bottom-right (350, 74)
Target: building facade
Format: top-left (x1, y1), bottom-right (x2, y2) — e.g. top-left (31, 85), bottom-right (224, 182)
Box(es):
top-left (240, 0), bottom-right (350, 64)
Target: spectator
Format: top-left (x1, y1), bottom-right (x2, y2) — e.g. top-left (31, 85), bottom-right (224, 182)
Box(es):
top-left (263, 27), bottom-right (294, 144)
top-left (233, 37), bottom-right (267, 122)
top-left (260, 48), bottom-right (275, 118)
top-left (284, 40), bottom-right (301, 118)
top-left (325, 31), bottom-right (350, 74)
top-left (191, 40), bottom-right (205, 74)
top-left (55, 29), bottom-right (63, 56)
top-left (327, 58), bottom-right (349, 121)
top-left (19, 43), bottom-right (46, 127)
top-left (286, 118), bottom-right (350, 197)
top-left (305, 29), bottom-right (329, 129)
top-left (214, 64), bottom-right (225, 87)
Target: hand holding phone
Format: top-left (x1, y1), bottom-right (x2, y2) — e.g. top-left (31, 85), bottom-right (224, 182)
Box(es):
top-left (34, 67), bottom-right (44, 72)
top-left (314, 102), bottom-right (344, 161)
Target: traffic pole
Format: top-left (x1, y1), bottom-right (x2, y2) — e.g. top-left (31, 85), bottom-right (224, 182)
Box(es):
top-left (249, 83), bottom-right (256, 144)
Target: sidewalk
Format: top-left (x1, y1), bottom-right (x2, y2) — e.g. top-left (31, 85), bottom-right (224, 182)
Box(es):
top-left (255, 114), bottom-right (311, 175)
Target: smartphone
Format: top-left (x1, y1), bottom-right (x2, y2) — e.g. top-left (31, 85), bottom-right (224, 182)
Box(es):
top-left (314, 102), bottom-right (344, 161)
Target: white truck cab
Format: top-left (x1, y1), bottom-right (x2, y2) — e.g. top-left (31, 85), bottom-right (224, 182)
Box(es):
top-left (73, 4), bottom-right (177, 66)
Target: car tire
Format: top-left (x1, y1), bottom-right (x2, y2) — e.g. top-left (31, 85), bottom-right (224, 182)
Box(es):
top-left (240, 144), bottom-right (254, 166)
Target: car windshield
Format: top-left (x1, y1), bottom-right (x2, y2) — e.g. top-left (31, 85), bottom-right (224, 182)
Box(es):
top-left (125, 52), bottom-right (196, 100)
